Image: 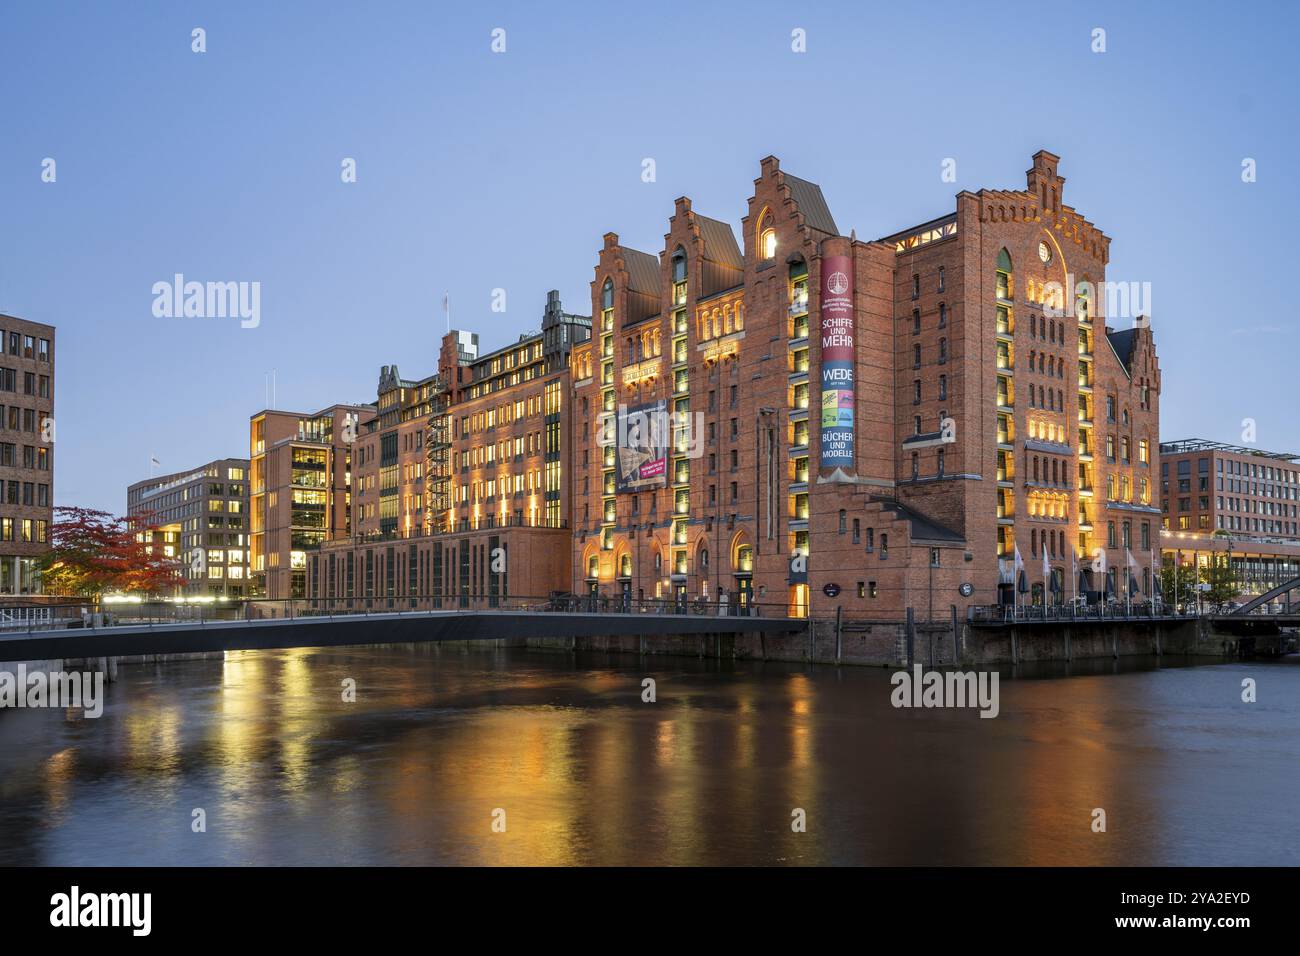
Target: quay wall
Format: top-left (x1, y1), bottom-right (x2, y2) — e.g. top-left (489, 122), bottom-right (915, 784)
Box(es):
top-left (525, 617), bottom-right (1258, 667)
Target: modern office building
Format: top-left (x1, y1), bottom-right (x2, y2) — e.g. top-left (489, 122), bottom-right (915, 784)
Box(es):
top-left (126, 457), bottom-right (251, 598)
top-left (1158, 439), bottom-right (1300, 599)
top-left (249, 403), bottom-right (376, 600)
top-left (1159, 439), bottom-right (1300, 538)
top-left (308, 292), bottom-right (590, 607)
top-left (0, 314), bottom-right (55, 595)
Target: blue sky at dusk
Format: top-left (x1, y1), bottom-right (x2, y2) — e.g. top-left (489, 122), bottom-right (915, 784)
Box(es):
top-left (1, 0), bottom-right (1296, 513)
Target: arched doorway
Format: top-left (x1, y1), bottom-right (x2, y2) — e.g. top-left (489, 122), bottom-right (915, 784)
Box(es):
top-left (731, 533), bottom-right (754, 615)
top-left (616, 549), bottom-right (633, 612)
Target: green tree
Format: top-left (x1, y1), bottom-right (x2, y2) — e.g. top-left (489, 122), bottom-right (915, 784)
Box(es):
top-left (1200, 554), bottom-right (1239, 610)
top-left (1159, 559), bottom-right (1196, 610)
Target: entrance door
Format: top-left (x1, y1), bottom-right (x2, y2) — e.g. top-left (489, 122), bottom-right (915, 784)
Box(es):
top-left (736, 576), bottom-right (754, 615)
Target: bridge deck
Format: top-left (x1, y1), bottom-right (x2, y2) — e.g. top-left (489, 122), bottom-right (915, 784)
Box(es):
top-left (0, 608), bottom-right (804, 662)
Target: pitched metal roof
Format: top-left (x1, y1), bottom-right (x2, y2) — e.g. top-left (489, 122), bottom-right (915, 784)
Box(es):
top-left (874, 498), bottom-right (966, 545)
top-left (1106, 328), bottom-right (1136, 371)
top-left (783, 172), bottom-right (839, 237)
top-left (695, 215), bottom-right (743, 269)
top-left (621, 247), bottom-right (661, 296)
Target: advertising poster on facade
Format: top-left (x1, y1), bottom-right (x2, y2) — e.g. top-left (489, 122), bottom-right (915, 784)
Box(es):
top-left (614, 398), bottom-right (669, 493)
top-left (819, 254), bottom-right (855, 470)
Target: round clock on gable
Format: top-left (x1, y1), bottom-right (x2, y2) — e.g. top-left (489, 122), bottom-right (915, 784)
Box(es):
top-left (1038, 240), bottom-right (1052, 264)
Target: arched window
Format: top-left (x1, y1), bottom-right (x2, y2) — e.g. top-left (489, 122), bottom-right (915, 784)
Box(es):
top-left (736, 544), bottom-right (753, 572)
top-left (996, 248), bottom-right (1013, 299)
top-left (672, 246), bottom-right (687, 284)
top-left (601, 278), bottom-right (614, 311)
top-left (759, 210), bottom-right (777, 260)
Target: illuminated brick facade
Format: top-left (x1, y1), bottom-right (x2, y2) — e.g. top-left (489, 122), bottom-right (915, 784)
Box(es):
top-left (250, 403), bottom-right (374, 600)
top-left (307, 292), bottom-right (589, 606)
top-left (300, 150), bottom-right (1161, 618)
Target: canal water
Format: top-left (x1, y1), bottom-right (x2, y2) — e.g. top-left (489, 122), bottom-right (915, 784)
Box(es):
top-left (1, 646), bottom-right (1297, 865)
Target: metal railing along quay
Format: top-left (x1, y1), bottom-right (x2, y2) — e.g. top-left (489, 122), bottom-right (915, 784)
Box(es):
top-left (1, 593), bottom-right (791, 633)
top-left (967, 602), bottom-right (1197, 625)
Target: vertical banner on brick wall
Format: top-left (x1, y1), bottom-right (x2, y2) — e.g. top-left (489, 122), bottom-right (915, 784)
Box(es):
top-left (819, 254), bottom-right (855, 471)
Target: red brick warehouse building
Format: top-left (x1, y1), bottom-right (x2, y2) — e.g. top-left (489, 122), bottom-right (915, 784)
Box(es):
top-left (304, 150), bottom-right (1160, 620)
top-left (308, 292), bottom-right (590, 607)
top-left (571, 150), bottom-right (1161, 617)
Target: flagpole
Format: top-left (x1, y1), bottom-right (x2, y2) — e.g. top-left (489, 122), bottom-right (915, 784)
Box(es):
top-left (1125, 548), bottom-right (1133, 617)
top-left (1042, 555), bottom-right (1048, 612)
top-left (1013, 545), bottom-right (1020, 620)
top-left (1174, 548), bottom-right (1179, 614)
top-left (1151, 545), bottom-right (1157, 613)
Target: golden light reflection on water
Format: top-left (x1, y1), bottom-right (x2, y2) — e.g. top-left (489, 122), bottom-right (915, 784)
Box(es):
top-left (1004, 677), bottom-right (1138, 866)
top-left (123, 705), bottom-right (182, 784)
top-left (654, 718), bottom-right (677, 765)
top-left (788, 674), bottom-right (814, 770)
top-left (10, 649), bottom-right (1284, 866)
top-left (415, 705), bottom-right (594, 866)
top-left (42, 747), bottom-right (76, 815)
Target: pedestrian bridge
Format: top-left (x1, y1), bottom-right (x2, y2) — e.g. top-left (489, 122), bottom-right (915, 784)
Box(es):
top-left (1226, 575), bottom-right (1300, 616)
top-left (0, 604), bottom-right (804, 663)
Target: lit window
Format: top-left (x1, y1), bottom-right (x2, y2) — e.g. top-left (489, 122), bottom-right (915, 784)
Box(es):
top-left (759, 210), bottom-right (777, 260)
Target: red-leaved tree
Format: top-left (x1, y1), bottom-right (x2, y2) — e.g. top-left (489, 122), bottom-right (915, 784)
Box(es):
top-left (34, 506), bottom-right (183, 599)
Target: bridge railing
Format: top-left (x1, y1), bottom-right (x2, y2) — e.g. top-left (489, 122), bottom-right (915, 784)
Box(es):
top-left (967, 602), bottom-right (1196, 624)
top-left (282, 593), bottom-right (788, 620)
top-left (12, 594), bottom-right (795, 630)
